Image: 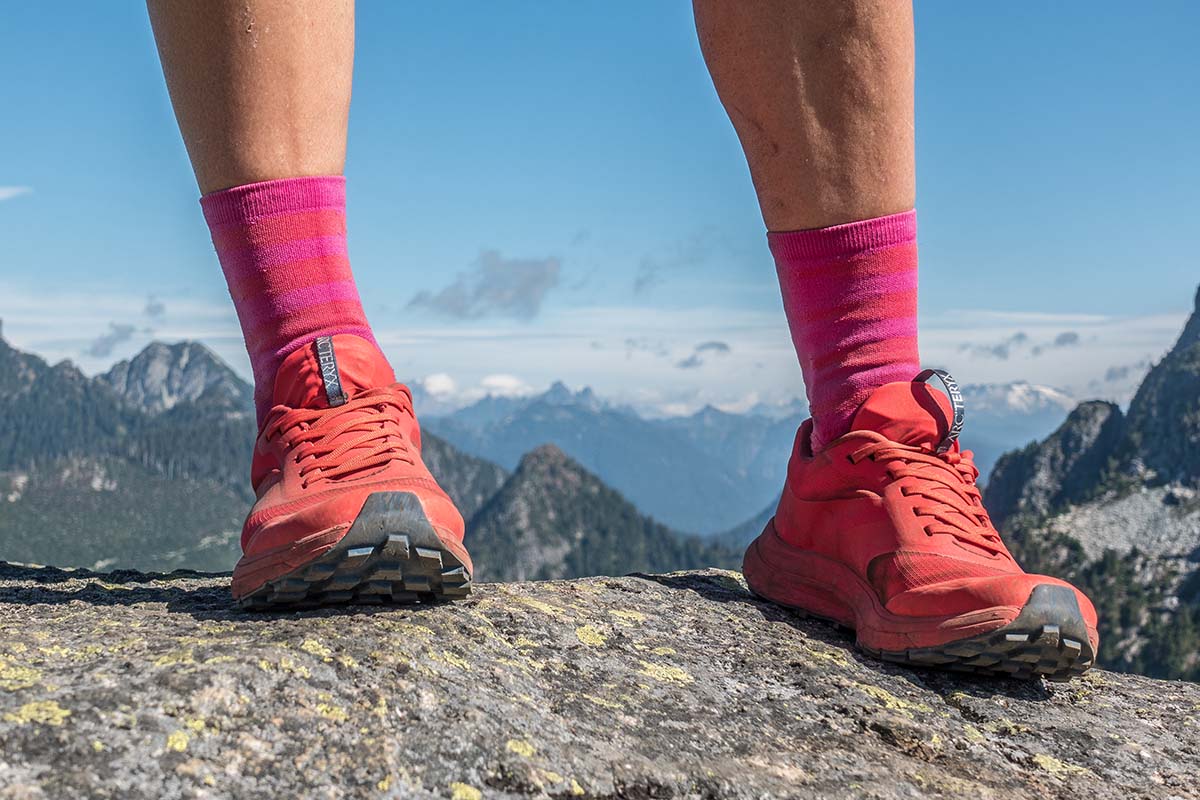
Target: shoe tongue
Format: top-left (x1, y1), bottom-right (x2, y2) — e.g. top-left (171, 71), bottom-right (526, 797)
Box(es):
top-left (273, 334), bottom-right (396, 411)
top-left (849, 380), bottom-right (957, 450)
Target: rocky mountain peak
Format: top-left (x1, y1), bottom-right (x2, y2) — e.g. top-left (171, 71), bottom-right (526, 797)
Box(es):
top-left (506, 444), bottom-right (587, 497)
top-left (46, 360), bottom-right (90, 385)
top-left (692, 404), bottom-right (731, 424)
top-left (468, 443), bottom-right (736, 582)
top-left (1119, 285), bottom-right (1200, 484)
top-left (985, 400), bottom-right (1125, 527)
top-left (538, 382), bottom-right (604, 412)
top-left (0, 334), bottom-right (49, 397)
top-left (98, 340), bottom-right (252, 414)
top-left (521, 442), bottom-right (571, 467)
top-left (541, 380), bottom-right (574, 404)
top-left (1179, 283), bottom-right (1200, 350)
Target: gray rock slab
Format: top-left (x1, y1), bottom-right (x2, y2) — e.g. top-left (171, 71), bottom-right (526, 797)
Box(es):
top-left (1, 564), bottom-right (1197, 799)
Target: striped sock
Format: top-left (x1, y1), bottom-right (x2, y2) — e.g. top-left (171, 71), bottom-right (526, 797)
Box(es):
top-left (768, 210), bottom-right (920, 452)
top-left (200, 176), bottom-right (381, 426)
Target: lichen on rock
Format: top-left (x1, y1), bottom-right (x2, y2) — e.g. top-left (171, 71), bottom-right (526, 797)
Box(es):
top-left (1, 562), bottom-right (1198, 799)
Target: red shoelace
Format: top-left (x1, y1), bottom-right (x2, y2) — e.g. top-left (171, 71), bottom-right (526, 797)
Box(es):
top-left (849, 439), bottom-right (1009, 557)
top-left (263, 386), bottom-right (416, 488)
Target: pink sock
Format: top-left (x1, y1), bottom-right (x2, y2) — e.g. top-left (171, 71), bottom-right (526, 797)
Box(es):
top-left (769, 210), bottom-right (920, 451)
top-left (201, 176), bottom-right (380, 425)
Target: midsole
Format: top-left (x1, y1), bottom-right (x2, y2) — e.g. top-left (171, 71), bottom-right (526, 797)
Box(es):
top-left (231, 524), bottom-right (349, 598)
top-left (743, 519), bottom-right (1021, 651)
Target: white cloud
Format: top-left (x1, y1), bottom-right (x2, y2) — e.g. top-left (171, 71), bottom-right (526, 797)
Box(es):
top-left (709, 392), bottom-right (763, 415)
top-left (479, 374), bottom-right (535, 397)
top-left (934, 309), bottom-right (1110, 327)
top-left (419, 372), bottom-right (457, 397)
top-left (921, 308), bottom-right (1186, 402)
top-left (1, 280), bottom-right (1187, 418)
top-left (409, 371), bottom-right (538, 415)
top-left (408, 250), bottom-right (561, 319)
top-left (379, 305), bottom-right (803, 415)
top-left (0, 186), bottom-right (32, 202)
top-left (85, 322), bottom-right (137, 358)
top-left (144, 295), bottom-right (166, 320)
top-left (382, 303), bottom-right (1186, 415)
top-left (654, 402), bottom-right (698, 417)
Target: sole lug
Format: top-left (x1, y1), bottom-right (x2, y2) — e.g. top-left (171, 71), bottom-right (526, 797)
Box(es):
top-left (304, 563), bottom-right (337, 581)
top-left (383, 534), bottom-right (411, 559)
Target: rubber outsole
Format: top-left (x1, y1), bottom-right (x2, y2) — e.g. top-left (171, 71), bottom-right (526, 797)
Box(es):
top-left (237, 491), bottom-right (471, 611)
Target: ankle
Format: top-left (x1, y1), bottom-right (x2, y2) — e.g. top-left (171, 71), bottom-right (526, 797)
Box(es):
top-left (769, 210), bottom-right (919, 451)
top-left (200, 177), bottom-right (378, 426)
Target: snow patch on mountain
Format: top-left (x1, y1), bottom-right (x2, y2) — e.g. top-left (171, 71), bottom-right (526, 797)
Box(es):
top-left (961, 381), bottom-right (1076, 416)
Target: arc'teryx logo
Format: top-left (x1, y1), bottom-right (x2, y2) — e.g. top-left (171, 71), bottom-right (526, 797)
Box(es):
top-left (313, 336), bottom-right (349, 407)
top-left (915, 367), bottom-right (964, 453)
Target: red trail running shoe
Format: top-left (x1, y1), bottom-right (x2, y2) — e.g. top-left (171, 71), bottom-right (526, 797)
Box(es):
top-left (743, 370), bottom-right (1098, 681)
top-left (231, 334), bottom-right (472, 609)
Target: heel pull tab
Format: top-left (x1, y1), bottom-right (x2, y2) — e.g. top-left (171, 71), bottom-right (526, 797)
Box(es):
top-left (915, 368), bottom-right (964, 453)
top-left (313, 336), bottom-right (349, 407)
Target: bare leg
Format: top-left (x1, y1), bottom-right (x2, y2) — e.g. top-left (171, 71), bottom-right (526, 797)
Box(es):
top-left (146, 0), bottom-right (354, 194)
top-left (146, 0), bottom-right (374, 423)
top-left (693, 0), bottom-right (914, 230)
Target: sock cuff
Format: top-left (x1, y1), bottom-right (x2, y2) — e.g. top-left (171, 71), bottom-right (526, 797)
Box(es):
top-left (768, 209), bottom-right (916, 262)
top-left (200, 176), bottom-right (346, 227)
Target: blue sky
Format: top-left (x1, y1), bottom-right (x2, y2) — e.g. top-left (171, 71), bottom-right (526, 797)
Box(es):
top-left (2, 2), bottom-right (1197, 414)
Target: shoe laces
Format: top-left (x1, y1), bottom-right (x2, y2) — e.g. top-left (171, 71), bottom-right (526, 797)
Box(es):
top-left (849, 439), bottom-right (1008, 557)
top-left (263, 386), bottom-right (416, 489)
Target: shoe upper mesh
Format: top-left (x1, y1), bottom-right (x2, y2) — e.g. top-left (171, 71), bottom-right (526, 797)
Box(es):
top-left (868, 550), bottom-right (1011, 603)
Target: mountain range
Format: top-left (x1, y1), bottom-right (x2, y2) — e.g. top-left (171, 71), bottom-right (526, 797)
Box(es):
top-left (0, 327), bottom-right (1092, 566)
top-left (420, 385), bottom-right (804, 535)
top-left (0, 334), bottom-right (735, 580)
top-left (416, 376), bottom-right (1075, 536)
